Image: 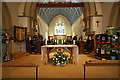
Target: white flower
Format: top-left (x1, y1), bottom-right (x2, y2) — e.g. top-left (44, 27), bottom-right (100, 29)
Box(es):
top-left (59, 56), bottom-right (61, 57)
top-left (53, 58), bottom-right (54, 60)
top-left (56, 58), bottom-right (58, 60)
top-left (63, 58), bottom-right (65, 60)
top-left (56, 63), bottom-right (59, 65)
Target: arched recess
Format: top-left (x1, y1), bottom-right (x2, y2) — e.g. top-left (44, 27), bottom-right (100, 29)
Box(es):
top-left (49, 15), bottom-right (72, 36)
top-left (109, 2), bottom-right (120, 30)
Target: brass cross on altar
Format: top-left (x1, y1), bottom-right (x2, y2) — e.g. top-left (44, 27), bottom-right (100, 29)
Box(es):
top-left (96, 20), bottom-right (100, 27)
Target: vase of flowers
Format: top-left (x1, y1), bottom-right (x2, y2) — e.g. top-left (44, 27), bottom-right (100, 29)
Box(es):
top-left (51, 49), bottom-right (70, 66)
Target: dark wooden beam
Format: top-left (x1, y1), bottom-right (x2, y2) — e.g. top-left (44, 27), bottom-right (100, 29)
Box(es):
top-left (38, 2), bottom-right (83, 8)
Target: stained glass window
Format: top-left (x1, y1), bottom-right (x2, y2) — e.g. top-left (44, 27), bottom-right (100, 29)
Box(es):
top-left (55, 20), bottom-right (65, 35)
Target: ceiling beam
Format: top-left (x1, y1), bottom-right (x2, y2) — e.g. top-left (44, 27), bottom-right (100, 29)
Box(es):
top-left (38, 2), bottom-right (83, 8)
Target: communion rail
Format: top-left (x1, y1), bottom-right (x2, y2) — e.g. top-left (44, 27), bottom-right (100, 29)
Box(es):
top-left (2, 63), bottom-right (39, 80)
top-left (83, 60), bottom-right (120, 80)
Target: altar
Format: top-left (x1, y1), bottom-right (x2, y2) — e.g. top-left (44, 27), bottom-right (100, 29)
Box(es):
top-left (41, 45), bottom-right (79, 64)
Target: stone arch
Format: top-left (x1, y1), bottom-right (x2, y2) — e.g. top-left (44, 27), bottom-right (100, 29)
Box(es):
top-left (2, 2), bottom-right (12, 33)
top-left (109, 2), bottom-right (120, 30)
top-left (18, 2), bottom-right (38, 17)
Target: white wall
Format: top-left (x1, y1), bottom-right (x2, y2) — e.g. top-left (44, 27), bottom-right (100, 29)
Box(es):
top-left (95, 2), bottom-right (102, 15)
top-left (91, 16), bottom-right (103, 34)
top-left (18, 17), bottom-right (30, 33)
top-left (72, 14), bottom-right (83, 40)
top-left (18, 2), bottom-right (25, 16)
top-left (49, 15), bottom-right (72, 36)
top-left (37, 15), bottom-right (48, 40)
top-left (102, 2), bottom-right (114, 32)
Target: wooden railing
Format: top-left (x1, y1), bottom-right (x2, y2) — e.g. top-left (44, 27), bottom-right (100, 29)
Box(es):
top-left (2, 63), bottom-right (39, 80)
top-left (83, 60), bottom-right (120, 80)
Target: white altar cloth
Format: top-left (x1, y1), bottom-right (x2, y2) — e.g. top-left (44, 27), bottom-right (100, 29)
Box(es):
top-left (41, 45), bottom-right (79, 62)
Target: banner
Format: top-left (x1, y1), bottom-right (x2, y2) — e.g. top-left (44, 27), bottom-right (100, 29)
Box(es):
top-left (14, 26), bottom-right (27, 42)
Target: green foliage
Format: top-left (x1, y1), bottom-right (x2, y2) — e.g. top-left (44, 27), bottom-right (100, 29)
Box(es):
top-left (51, 49), bottom-right (70, 66)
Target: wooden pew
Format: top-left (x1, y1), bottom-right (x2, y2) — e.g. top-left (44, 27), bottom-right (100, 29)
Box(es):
top-left (83, 60), bottom-right (120, 80)
top-left (2, 63), bottom-right (39, 80)
top-left (86, 60), bottom-right (120, 65)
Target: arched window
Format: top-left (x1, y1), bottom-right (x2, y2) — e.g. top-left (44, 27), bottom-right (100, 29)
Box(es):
top-left (55, 20), bottom-right (65, 35)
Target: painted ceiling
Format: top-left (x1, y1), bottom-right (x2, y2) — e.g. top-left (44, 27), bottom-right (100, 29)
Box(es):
top-left (37, 0), bottom-right (82, 25)
top-left (40, 0), bottom-right (80, 4)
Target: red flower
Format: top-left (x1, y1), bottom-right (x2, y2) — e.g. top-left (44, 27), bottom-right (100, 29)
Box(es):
top-left (93, 49), bottom-right (96, 53)
top-left (59, 60), bottom-right (62, 61)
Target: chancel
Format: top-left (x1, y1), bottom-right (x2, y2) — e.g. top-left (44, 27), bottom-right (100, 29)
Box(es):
top-left (1, 1), bottom-right (120, 80)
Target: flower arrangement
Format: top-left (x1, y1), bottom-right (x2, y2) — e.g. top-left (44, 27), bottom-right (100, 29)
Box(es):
top-left (51, 49), bottom-right (70, 66)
